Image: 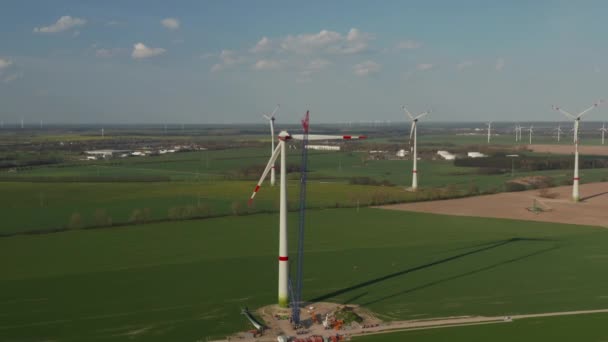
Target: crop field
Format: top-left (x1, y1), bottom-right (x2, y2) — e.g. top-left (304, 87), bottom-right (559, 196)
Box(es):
top-left (2, 208), bottom-right (608, 340)
top-left (0, 180), bottom-right (420, 234)
top-left (354, 312), bottom-right (608, 341)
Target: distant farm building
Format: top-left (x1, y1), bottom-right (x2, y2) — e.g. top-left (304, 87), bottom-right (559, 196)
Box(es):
top-left (396, 149), bottom-right (409, 158)
top-left (437, 150), bottom-right (456, 160)
top-left (84, 150), bottom-right (129, 159)
top-left (305, 145), bottom-right (340, 151)
top-left (467, 152), bottom-right (487, 158)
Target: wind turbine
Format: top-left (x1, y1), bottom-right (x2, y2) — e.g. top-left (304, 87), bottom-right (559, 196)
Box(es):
top-left (262, 105), bottom-right (280, 186)
top-left (514, 124), bottom-right (519, 142)
top-left (600, 123), bottom-right (607, 145)
top-left (486, 122), bottom-right (492, 143)
top-left (402, 105), bottom-right (430, 191)
top-left (552, 100), bottom-right (603, 202)
top-left (528, 125), bottom-right (534, 145)
top-left (555, 124), bottom-right (563, 142)
top-left (248, 124), bottom-right (365, 307)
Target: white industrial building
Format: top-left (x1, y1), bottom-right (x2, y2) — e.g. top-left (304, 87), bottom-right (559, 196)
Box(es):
top-left (437, 150), bottom-right (456, 160)
top-left (396, 149), bottom-right (409, 158)
top-left (467, 152), bottom-right (487, 158)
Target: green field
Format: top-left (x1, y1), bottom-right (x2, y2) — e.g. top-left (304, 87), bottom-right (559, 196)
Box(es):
top-left (2, 208), bottom-right (608, 340)
top-left (354, 313), bottom-right (608, 341)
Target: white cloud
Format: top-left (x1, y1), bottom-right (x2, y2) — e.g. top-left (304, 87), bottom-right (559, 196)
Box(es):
top-left (131, 43), bottom-right (166, 59)
top-left (161, 18), bottom-right (180, 30)
top-left (307, 58), bottom-right (330, 72)
top-left (342, 28), bottom-right (373, 54)
top-left (253, 59), bottom-right (283, 71)
top-left (3, 73), bottom-right (21, 84)
top-left (457, 61), bottom-right (473, 70)
top-left (210, 50), bottom-right (245, 72)
top-left (251, 37), bottom-right (272, 53)
top-left (353, 60), bottom-right (381, 76)
top-left (495, 58), bottom-right (505, 71)
top-left (34, 16), bottom-right (86, 33)
top-left (280, 28), bottom-right (373, 55)
top-left (0, 58), bottom-right (12, 70)
top-left (395, 40), bottom-right (421, 50)
top-left (416, 63), bottom-right (434, 71)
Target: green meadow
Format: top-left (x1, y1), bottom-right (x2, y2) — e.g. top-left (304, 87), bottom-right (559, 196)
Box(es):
top-left (2, 208), bottom-right (608, 340)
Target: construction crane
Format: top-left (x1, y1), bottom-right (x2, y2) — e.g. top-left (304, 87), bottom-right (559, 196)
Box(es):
top-left (291, 110), bottom-right (310, 326)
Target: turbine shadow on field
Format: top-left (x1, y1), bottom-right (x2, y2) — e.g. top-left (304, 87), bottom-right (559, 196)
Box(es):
top-left (310, 237), bottom-right (553, 303)
top-left (580, 191), bottom-right (608, 202)
top-left (361, 245), bottom-right (560, 306)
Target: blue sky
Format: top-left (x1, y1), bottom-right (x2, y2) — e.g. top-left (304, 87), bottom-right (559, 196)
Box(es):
top-left (1, 0), bottom-right (607, 124)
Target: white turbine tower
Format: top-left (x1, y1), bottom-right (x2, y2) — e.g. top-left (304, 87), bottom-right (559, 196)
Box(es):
top-left (249, 128), bottom-right (365, 307)
top-left (514, 124), bottom-right (519, 142)
top-left (555, 124), bottom-right (563, 142)
top-left (486, 122), bottom-right (492, 143)
top-left (599, 123), bottom-right (607, 145)
top-left (262, 105), bottom-right (280, 186)
top-left (528, 125), bottom-right (534, 145)
top-left (402, 106), bottom-right (430, 191)
top-left (552, 101), bottom-right (603, 202)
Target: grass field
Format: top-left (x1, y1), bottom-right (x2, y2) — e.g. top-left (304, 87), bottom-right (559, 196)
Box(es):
top-left (3, 162), bottom-right (608, 235)
top-left (2, 208), bottom-right (608, 340)
top-left (354, 312), bottom-right (608, 341)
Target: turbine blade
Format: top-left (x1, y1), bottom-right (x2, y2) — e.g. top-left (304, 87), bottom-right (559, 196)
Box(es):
top-left (552, 105), bottom-right (576, 120)
top-left (249, 143), bottom-right (281, 203)
top-left (291, 134), bottom-right (366, 141)
top-left (409, 122), bottom-right (415, 141)
top-left (402, 106), bottom-right (414, 120)
top-left (414, 111), bottom-right (430, 120)
top-left (270, 104), bottom-right (280, 118)
top-left (577, 100), bottom-right (603, 118)
top-left (262, 114), bottom-right (271, 120)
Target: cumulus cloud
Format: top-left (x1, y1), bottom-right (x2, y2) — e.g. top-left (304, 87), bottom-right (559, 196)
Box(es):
top-left (250, 36), bottom-right (272, 53)
top-left (495, 58), bottom-right (505, 71)
top-left (280, 28), bottom-right (373, 55)
top-left (210, 50), bottom-right (245, 72)
top-left (0, 58), bottom-right (12, 70)
top-left (306, 58), bottom-right (330, 72)
top-left (131, 43), bottom-right (166, 59)
top-left (395, 40), bottom-right (421, 50)
top-left (253, 59), bottom-right (283, 71)
top-left (161, 17), bottom-right (180, 30)
top-left (353, 60), bottom-right (381, 76)
top-left (457, 60), bottom-right (473, 70)
top-left (34, 16), bottom-right (86, 33)
top-left (3, 73), bottom-right (21, 84)
top-left (416, 63), bottom-right (434, 71)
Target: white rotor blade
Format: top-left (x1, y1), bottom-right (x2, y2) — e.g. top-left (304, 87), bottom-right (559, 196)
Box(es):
top-left (414, 111), bottom-right (430, 120)
top-left (262, 114), bottom-right (271, 120)
top-left (270, 104), bottom-right (280, 118)
top-left (249, 143), bottom-right (281, 202)
top-left (291, 134), bottom-right (366, 141)
top-left (402, 106), bottom-right (414, 120)
top-left (552, 105), bottom-right (576, 120)
top-left (409, 121), bottom-right (416, 141)
top-left (577, 101), bottom-right (602, 118)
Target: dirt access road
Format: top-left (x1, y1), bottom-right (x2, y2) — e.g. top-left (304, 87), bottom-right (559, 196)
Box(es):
top-left (379, 182), bottom-right (608, 228)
